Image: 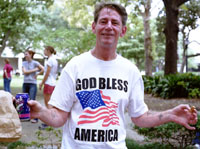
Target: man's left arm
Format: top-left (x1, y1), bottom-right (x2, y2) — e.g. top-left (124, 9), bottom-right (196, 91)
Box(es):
top-left (131, 104), bottom-right (198, 130)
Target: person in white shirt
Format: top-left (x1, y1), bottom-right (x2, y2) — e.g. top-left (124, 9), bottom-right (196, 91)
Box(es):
top-left (39, 46), bottom-right (58, 129)
top-left (39, 46), bottom-right (58, 108)
top-left (28, 2), bottom-right (198, 149)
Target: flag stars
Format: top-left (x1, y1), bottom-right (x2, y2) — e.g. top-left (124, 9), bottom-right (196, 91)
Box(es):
top-left (76, 89), bottom-right (106, 109)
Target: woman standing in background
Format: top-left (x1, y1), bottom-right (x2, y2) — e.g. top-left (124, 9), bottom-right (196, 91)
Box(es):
top-left (22, 50), bottom-right (44, 123)
top-left (3, 58), bottom-right (13, 92)
top-left (39, 46), bottom-right (58, 108)
top-left (39, 46), bottom-right (58, 129)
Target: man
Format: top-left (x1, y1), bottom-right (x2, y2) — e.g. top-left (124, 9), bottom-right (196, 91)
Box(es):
top-left (28, 2), bottom-right (197, 149)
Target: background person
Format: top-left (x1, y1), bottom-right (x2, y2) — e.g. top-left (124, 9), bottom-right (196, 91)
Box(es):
top-left (39, 46), bottom-right (58, 129)
top-left (28, 2), bottom-right (198, 149)
top-left (22, 50), bottom-right (44, 123)
top-left (3, 58), bottom-right (13, 93)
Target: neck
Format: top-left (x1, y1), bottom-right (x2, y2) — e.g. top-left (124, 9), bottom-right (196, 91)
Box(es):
top-left (27, 58), bottom-right (32, 62)
top-left (91, 46), bottom-right (117, 61)
top-left (48, 54), bottom-right (52, 58)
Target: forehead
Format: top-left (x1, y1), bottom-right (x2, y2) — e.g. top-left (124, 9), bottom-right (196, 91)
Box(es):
top-left (25, 52), bottom-right (30, 55)
top-left (98, 8), bottom-right (121, 21)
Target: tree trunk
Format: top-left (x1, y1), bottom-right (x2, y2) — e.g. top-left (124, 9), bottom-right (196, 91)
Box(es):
top-left (163, 0), bottom-right (189, 75)
top-left (180, 31), bottom-right (188, 73)
top-left (142, 0), bottom-right (153, 76)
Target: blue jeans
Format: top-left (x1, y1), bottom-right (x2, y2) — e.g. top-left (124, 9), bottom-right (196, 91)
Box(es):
top-left (23, 83), bottom-right (38, 122)
top-left (22, 83), bottom-right (37, 100)
top-left (4, 78), bottom-right (11, 92)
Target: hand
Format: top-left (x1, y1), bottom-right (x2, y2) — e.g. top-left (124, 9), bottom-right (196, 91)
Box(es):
top-left (39, 82), bottom-right (43, 90)
top-left (34, 74), bottom-right (38, 79)
top-left (170, 104), bottom-right (198, 130)
top-left (28, 100), bottom-right (44, 119)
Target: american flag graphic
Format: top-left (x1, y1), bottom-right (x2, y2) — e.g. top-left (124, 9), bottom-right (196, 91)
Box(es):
top-left (76, 89), bottom-right (119, 127)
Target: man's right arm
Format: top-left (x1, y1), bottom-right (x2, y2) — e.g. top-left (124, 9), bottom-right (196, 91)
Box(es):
top-left (28, 100), bottom-right (69, 127)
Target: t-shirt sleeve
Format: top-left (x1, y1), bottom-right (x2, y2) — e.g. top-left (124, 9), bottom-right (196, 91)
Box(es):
top-left (127, 75), bottom-right (148, 118)
top-left (46, 58), bottom-right (53, 68)
top-left (48, 64), bottom-right (76, 112)
top-left (22, 62), bottom-right (25, 68)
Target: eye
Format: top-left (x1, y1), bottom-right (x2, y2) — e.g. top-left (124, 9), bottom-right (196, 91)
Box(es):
top-left (112, 21), bottom-right (119, 25)
top-left (100, 20), bottom-right (107, 24)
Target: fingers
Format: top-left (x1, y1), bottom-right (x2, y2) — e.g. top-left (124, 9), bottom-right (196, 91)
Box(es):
top-left (184, 124), bottom-right (196, 130)
top-left (27, 100), bottom-right (35, 106)
top-left (27, 100), bottom-right (39, 108)
top-left (12, 96), bottom-right (16, 102)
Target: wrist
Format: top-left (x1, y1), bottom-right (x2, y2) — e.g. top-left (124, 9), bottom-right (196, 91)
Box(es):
top-left (164, 109), bottom-right (173, 123)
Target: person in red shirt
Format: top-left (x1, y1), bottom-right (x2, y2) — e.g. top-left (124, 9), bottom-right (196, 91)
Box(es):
top-left (3, 58), bottom-right (13, 93)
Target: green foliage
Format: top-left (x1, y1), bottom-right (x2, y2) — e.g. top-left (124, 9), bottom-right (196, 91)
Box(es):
top-left (0, 141), bottom-right (30, 149)
top-left (188, 88), bottom-right (200, 99)
top-left (7, 141), bottom-right (28, 149)
top-left (126, 139), bottom-right (171, 149)
top-left (0, 0), bottom-right (54, 55)
top-left (134, 119), bottom-right (198, 148)
top-left (32, 126), bottom-right (62, 148)
top-left (143, 73), bottom-right (200, 99)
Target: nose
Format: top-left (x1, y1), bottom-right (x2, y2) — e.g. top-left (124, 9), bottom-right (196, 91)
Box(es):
top-left (105, 21), bottom-right (112, 30)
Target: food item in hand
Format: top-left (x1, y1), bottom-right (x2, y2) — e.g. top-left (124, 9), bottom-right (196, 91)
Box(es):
top-left (190, 106), bottom-right (196, 113)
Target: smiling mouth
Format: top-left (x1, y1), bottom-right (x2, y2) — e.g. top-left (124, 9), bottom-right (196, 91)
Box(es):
top-left (102, 33), bottom-right (113, 37)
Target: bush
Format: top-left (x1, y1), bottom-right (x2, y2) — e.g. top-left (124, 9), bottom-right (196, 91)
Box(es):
top-left (126, 139), bottom-right (171, 149)
top-left (134, 115), bottom-right (200, 148)
top-left (143, 73), bottom-right (200, 99)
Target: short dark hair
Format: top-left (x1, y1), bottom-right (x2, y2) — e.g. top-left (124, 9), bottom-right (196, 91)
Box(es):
top-left (94, 2), bottom-right (127, 26)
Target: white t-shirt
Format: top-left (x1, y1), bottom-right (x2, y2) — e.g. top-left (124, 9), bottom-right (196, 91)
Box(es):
top-left (49, 51), bottom-right (148, 149)
top-left (44, 55), bottom-right (58, 86)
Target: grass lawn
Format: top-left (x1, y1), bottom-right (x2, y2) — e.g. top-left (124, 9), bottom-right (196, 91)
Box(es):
top-left (0, 75), bottom-right (43, 101)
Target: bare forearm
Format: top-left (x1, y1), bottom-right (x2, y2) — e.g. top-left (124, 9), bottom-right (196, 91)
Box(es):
top-left (132, 104), bottom-right (197, 130)
top-left (41, 73), bottom-right (49, 84)
top-left (37, 65), bottom-right (44, 76)
top-left (41, 66), bottom-right (50, 84)
top-left (38, 107), bottom-right (68, 128)
top-left (23, 68), bottom-right (38, 75)
top-left (132, 110), bottom-right (172, 128)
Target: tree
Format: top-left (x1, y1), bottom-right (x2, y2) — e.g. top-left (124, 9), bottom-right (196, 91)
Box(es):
top-left (162, 0), bottom-right (189, 75)
top-left (60, 0), bottom-right (147, 68)
top-left (0, 0), bottom-right (53, 56)
top-left (140, 0), bottom-right (153, 76)
top-left (179, 0), bottom-right (200, 73)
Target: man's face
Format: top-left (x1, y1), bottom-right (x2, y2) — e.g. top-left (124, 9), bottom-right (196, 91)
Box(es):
top-left (92, 8), bottom-right (126, 48)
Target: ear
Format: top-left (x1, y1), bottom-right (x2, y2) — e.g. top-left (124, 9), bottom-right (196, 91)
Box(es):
top-left (92, 22), bottom-right (96, 34)
top-left (120, 26), bottom-right (127, 37)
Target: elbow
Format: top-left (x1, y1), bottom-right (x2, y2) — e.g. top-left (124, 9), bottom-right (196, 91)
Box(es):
top-left (131, 114), bottom-right (153, 128)
top-left (41, 68), bottom-right (44, 73)
top-left (51, 119), bottom-right (67, 128)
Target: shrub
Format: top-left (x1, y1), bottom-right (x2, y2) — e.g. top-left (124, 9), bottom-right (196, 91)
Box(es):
top-left (126, 139), bottom-right (171, 149)
top-left (143, 73), bottom-right (200, 99)
top-left (134, 115), bottom-right (200, 148)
